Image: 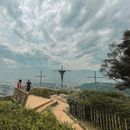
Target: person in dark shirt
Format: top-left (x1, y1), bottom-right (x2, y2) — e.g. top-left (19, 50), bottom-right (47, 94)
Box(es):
top-left (26, 80), bottom-right (31, 93)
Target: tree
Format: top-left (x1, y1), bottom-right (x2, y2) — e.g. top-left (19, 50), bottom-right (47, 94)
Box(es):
top-left (100, 30), bottom-right (130, 90)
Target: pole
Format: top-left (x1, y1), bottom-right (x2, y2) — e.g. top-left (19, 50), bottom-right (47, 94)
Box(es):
top-left (94, 71), bottom-right (97, 84)
top-left (36, 68), bottom-right (46, 87)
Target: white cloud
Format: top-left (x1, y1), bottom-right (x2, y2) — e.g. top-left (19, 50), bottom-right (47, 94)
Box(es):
top-left (2, 58), bottom-right (16, 65)
top-left (97, 28), bottom-right (112, 36)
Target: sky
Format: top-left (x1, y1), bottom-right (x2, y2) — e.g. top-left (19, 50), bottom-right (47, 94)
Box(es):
top-left (0, 0), bottom-right (130, 83)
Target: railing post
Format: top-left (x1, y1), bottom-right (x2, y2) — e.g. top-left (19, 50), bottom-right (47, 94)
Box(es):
top-left (90, 107), bottom-right (93, 126)
top-left (124, 118), bottom-right (128, 130)
top-left (117, 116), bottom-right (121, 130)
top-left (99, 110), bottom-right (103, 129)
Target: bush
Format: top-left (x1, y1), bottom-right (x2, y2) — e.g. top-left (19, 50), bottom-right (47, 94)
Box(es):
top-left (30, 88), bottom-right (69, 98)
top-left (68, 90), bottom-right (130, 127)
top-left (0, 100), bottom-right (73, 130)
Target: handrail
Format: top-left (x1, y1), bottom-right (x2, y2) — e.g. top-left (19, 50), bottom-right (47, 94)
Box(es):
top-left (15, 87), bottom-right (29, 95)
top-left (12, 87), bottom-right (29, 107)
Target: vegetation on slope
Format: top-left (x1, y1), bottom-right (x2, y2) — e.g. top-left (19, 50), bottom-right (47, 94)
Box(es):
top-left (68, 90), bottom-right (130, 127)
top-left (0, 99), bottom-right (73, 130)
top-left (30, 88), bottom-right (70, 98)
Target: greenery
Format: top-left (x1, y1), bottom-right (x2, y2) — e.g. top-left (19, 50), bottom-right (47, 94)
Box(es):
top-left (79, 82), bottom-right (117, 92)
top-left (30, 88), bottom-right (70, 98)
top-left (101, 30), bottom-right (130, 90)
top-left (68, 90), bottom-right (130, 127)
top-left (0, 99), bottom-right (73, 130)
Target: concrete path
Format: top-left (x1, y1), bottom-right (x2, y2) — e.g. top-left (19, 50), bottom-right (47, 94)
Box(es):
top-left (25, 95), bottom-right (52, 109)
top-left (25, 94), bottom-right (98, 130)
top-left (51, 95), bottom-right (84, 130)
top-left (36, 100), bottom-right (56, 112)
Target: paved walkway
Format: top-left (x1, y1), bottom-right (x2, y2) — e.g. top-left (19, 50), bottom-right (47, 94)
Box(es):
top-left (51, 95), bottom-right (84, 130)
top-left (25, 94), bottom-right (98, 130)
top-left (25, 95), bottom-right (52, 109)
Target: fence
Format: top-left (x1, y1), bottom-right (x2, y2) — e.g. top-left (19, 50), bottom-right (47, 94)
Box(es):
top-left (90, 108), bottom-right (128, 130)
top-left (12, 87), bottom-right (29, 107)
top-left (68, 97), bottom-right (128, 130)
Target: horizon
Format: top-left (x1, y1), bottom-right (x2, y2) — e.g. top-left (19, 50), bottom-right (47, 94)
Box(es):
top-left (0, 67), bottom-right (114, 85)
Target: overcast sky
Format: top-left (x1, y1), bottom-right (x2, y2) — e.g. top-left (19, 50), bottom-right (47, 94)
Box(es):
top-left (0, 0), bottom-right (130, 82)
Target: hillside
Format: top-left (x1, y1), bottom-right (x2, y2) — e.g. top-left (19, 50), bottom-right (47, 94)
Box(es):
top-left (0, 99), bottom-right (73, 130)
top-left (68, 90), bottom-right (130, 130)
top-left (79, 82), bottom-right (116, 91)
top-left (79, 82), bottom-right (130, 96)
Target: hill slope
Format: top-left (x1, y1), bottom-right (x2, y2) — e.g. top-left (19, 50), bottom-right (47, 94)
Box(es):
top-left (79, 82), bottom-right (116, 91)
top-left (0, 99), bottom-right (73, 130)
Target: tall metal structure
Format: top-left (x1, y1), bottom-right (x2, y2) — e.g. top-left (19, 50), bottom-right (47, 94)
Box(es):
top-left (54, 65), bottom-right (70, 87)
top-left (36, 68), bottom-right (46, 87)
top-left (87, 71), bottom-right (105, 90)
top-left (87, 71), bottom-right (105, 84)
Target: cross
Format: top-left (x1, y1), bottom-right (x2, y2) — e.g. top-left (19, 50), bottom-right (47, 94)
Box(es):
top-left (54, 65), bottom-right (70, 87)
top-left (87, 71), bottom-right (105, 84)
top-left (36, 68), bottom-right (46, 87)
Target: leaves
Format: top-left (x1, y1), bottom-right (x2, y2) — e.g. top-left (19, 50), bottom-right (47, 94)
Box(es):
top-left (101, 30), bottom-right (130, 89)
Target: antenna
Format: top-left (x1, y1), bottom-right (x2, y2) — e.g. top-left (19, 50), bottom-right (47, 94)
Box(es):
top-left (36, 68), bottom-right (46, 87)
top-left (54, 65), bottom-right (70, 87)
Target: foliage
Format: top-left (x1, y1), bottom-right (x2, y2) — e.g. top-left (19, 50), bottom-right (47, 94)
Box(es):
top-left (0, 99), bottom-right (73, 130)
top-left (68, 90), bottom-right (130, 127)
top-left (101, 30), bottom-right (130, 90)
top-left (30, 88), bottom-right (69, 98)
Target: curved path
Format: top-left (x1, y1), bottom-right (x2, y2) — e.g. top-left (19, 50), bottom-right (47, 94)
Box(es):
top-left (25, 95), bottom-right (98, 130)
top-left (51, 95), bottom-right (84, 130)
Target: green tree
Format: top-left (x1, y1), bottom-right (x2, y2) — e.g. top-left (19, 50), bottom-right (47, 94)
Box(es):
top-left (101, 30), bottom-right (130, 90)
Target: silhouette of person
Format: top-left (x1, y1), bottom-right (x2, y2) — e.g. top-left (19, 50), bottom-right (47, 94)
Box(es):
top-left (26, 80), bottom-right (31, 93)
top-left (17, 79), bottom-right (22, 90)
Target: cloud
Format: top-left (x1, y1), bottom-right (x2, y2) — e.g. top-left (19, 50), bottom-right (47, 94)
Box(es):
top-left (2, 58), bottom-right (16, 65)
top-left (0, 0), bottom-right (22, 20)
top-left (0, 0), bottom-right (130, 70)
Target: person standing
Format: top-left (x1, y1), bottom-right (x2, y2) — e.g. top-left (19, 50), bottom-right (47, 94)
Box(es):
top-left (17, 79), bottom-right (22, 90)
top-left (17, 79), bottom-right (22, 102)
top-left (26, 80), bottom-right (31, 93)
